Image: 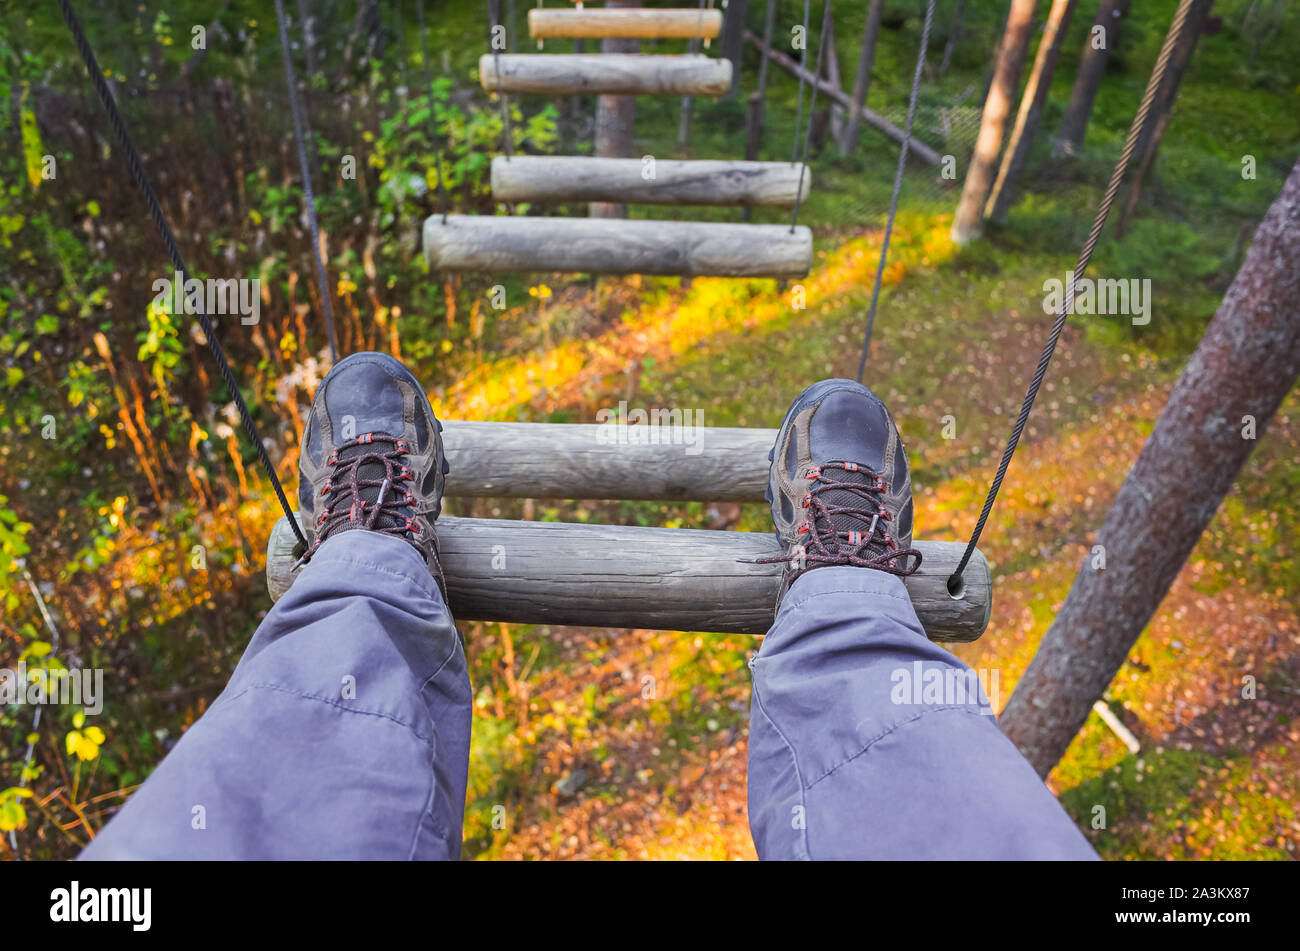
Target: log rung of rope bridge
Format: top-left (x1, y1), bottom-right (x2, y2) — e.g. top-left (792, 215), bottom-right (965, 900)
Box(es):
top-left (440, 421), bottom-right (774, 501)
top-left (265, 422), bottom-right (992, 642)
top-left (424, 215), bottom-right (812, 278)
top-left (528, 8), bottom-right (724, 40)
top-left (491, 156), bottom-right (811, 207)
top-left (479, 53), bottom-right (732, 96)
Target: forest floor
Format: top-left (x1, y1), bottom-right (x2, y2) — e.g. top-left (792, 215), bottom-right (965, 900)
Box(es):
top-left (438, 219), bottom-right (1300, 859)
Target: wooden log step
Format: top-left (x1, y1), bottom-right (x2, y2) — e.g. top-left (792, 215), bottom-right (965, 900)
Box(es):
top-left (479, 53), bottom-right (731, 96)
top-left (441, 420), bottom-right (776, 501)
top-left (266, 514), bottom-right (992, 643)
top-left (491, 156), bottom-right (811, 207)
top-left (424, 215), bottom-right (812, 278)
top-left (528, 8), bottom-right (723, 39)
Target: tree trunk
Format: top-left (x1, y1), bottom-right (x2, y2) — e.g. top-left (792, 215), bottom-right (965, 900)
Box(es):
top-left (1053, 0), bottom-right (1130, 157)
top-left (823, 8), bottom-right (847, 150)
top-left (679, 32), bottom-right (701, 149)
top-left (951, 0), bottom-right (1039, 245)
top-left (839, 0), bottom-right (885, 152)
top-left (1000, 157), bottom-right (1300, 777)
top-left (745, 28), bottom-right (944, 164)
top-left (1115, 0), bottom-right (1213, 235)
top-left (745, 0), bottom-right (779, 161)
top-left (940, 0), bottom-right (967, 75)
top-left (341, 0), bottom-right (383, 76)
top-left (720, 0), bottom-right (750, 99)
top-left (591, 0), bottom-right (641, 219)
top-left (985, 0), bottom-right (1078, 223)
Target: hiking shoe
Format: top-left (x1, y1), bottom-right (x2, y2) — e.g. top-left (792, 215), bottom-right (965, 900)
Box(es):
top-left (761, 378), bottom-right (920, 606)
top-left (297, 352), bottom-right (449, 595)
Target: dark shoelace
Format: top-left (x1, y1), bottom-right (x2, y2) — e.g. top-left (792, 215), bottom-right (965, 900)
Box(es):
top-left (302, 433), bottom-right (430, 562)
top-left (755, 461), bottom-right (922, 577)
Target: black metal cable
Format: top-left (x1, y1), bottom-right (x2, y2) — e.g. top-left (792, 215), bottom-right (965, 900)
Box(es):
top-left (789, 0), bottom-right (830, 231)
top-left (855, 0), bottom-right (934, 380)
top-left (949, 0), bottom-right (1197, 587)
top-left (417, 0), bottom-right (451, 221)
top-left (57, 0), bottom-right (308, 549)
top-left (274, 0), bottom-right (339, 365)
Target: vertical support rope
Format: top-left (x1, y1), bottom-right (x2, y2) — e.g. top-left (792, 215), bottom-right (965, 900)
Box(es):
top-left (679, 0), bottom-right (708, 148)
top-left (489, 0), bottom-right (515, 160)
top-left (57, 0), bottom-right (308, 549)
top-left (274, 0), bottom-right (339, 365)
top-left (417, 0), bottom-right (451, 222)
top-left (855, 0), bottom-right (935, 381)
top-left (790, 0), bottom-right (812, 164)
top-left (789, 0), bottom-right (830, 231)
top-left (949, 0), bottom-right (1197, 587)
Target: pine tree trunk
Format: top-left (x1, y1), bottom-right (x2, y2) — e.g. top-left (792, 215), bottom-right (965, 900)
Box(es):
top-left (720, 0), bottom-right (750, 99)
top-left (679, 31), bottom-right (701, 149)
top-left (986, 0), bottom-right (1078, 223)
top-left (951, 0), bottom-right (1039, 245)
top-left (591, 0), bottom-right (641, 218)
top-left (823, 9), bottom-right (847, 150)
top-left (1115, 0), bottom-right (1214, 235)
top-left (1053, 0), bottom-right (1130, 157)
top-left (745, 0), bottom-right (780, 161)
top-left (940, 0), bottom-right (967, 75)
top-left (1000, 157), bottom-right (1300, 777)
top-left (838, 0), bottom-right (885, 153)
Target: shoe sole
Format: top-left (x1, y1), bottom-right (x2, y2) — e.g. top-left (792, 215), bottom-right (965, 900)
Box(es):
top-left (318, 351), bottom-right (450, 520)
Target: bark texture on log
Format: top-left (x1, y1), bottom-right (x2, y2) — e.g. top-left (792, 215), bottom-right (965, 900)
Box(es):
top-left (267, 514), bottom-right (993, 642)
top-left (528, 8), bottom-right (723, 39)
top-left (441, 421), bottom-right (776, 501)
top-left (1001, 158), bottom-right (1300, 777)
top-left (423, 215), bottom-right (813, 278)
top-left (478, 53), bottom-right (732, 96)
top-left (491, 156), bottom-right (811, 206)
